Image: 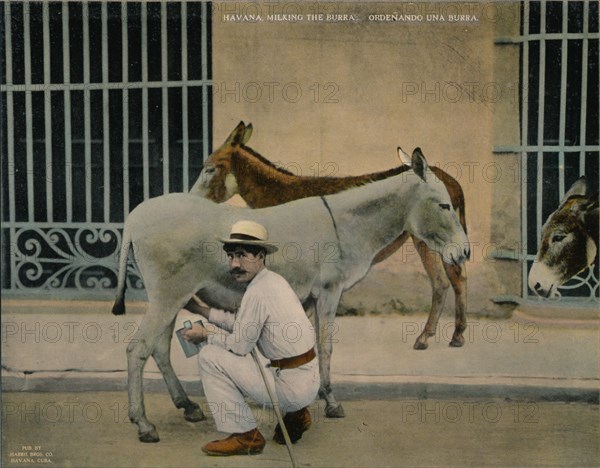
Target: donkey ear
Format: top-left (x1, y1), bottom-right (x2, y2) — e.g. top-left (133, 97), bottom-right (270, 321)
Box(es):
top-left (242, 123), bottom-right (253, 145)
top-left (411, 147), bottom-right (428, 181)
top-left (575, 196), bottom-right (599, 239)
top-left (225, 121), bottom-right (247, 145)
top-left (583, 204), bottom-right (599, 239)
top-left (397, 146), bottom-right (411, 166)
top-left (560, 176), bottom-right (589, 207)
top-left (580, 194), bottom-right (599, 218)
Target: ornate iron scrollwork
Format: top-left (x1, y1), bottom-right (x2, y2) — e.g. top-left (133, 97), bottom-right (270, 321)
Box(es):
top-left (9, 225), bottom-right (144, 296)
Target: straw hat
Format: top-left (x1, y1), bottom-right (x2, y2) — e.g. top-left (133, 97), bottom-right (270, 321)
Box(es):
top-left (218, 220), bottom-right (279, 254)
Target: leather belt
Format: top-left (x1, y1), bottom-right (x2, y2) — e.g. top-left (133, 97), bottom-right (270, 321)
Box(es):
top-left (270, 348), bottom-right (316, 370)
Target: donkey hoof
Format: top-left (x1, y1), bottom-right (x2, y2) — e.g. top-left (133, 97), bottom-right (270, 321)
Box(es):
top-left (449, 337), bottom-right (465, 348)
top-left (326, 404), bottom-right (346, 418)
top-left (184, 407), bottom-right (205, 422)
top-left (413, 340), bottom-right (429, 350)
top-left (139, 429), bottom-right (160, 443)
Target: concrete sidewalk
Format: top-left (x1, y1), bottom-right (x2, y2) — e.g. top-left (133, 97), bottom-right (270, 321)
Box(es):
top-left (1, 300), bottom-right (599, 402)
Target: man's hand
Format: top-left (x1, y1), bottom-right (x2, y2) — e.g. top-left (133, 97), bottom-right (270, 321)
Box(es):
top-left (183, 322), bottom-right (209, 344)
top-left (184, 297), bottom-right (211, 319)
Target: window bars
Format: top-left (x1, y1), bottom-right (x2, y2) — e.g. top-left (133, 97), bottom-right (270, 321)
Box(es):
top-left (497, 1), bottom-right (599, 303)
top-left (1, 2), bottom-right (213, 299)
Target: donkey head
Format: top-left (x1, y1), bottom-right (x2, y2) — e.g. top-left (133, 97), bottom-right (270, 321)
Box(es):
top-left (190, 121), bottom-right (252, 200)
top-left (528, 176), bottom-right (599, 298)
top-left (401, 147), bottom-right (470, 266)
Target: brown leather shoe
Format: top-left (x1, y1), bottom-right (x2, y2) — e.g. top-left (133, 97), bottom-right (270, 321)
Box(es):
top-left (273, 407), bottom-right (312, 445)
top-left (202, 428), bottom-right (266, 456)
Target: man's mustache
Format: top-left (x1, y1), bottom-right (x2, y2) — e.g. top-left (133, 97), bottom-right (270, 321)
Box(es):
top-left (230, 268), bottom-right (246, 275)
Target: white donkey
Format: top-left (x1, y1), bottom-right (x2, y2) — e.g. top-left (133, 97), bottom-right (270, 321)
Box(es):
top-left (113, 150), bottom-right (470, 442)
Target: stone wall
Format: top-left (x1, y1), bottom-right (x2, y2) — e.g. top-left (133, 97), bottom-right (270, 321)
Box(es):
top-left (212, 2), bottom-right (522, 316)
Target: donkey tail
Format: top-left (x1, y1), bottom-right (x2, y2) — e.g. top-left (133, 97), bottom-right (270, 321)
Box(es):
top-left (458, 191), bottom-right (467, 236)
top-left (112, 223), bottom-right (132, 316)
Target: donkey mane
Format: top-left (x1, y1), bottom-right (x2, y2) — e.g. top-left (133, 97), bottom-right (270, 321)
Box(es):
top-left (231, 144), bottom-right (466, 232)
top-left (239, 144), bottom-right (296, 176)
top-left (232, 145), bottom-right (411, 189)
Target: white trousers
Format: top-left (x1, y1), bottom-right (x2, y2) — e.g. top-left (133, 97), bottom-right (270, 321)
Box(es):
top-left (198, 344), bottom-right (320, 434)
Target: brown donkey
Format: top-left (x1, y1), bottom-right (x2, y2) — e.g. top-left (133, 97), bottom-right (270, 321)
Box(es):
top-left (192, 121), bottom-right (468, 351)
top-left (528, 176), bottom-right (598, 298)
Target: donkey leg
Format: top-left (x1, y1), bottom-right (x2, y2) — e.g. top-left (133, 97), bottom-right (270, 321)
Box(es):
top-left (413, 238), bottom-right (450, 350)
top-left (127, 302), bottom-right (180, 443)
top-left (314, 288), bottom-right (345, 418)
top-left (445, 262), bottom-right (468, 347)
top-left (151, 318), bottom-right (205, 422)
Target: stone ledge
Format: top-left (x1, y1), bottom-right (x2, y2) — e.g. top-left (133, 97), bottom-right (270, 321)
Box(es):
top-left (4, 370), bottom-right (598, 404)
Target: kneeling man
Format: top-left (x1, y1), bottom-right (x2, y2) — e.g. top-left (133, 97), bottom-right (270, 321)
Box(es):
top-left (184, 220), bottom-right (319, 456)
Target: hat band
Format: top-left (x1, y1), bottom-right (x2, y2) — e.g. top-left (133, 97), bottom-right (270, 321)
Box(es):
top-left (230, 233), bottom-right (263, 241)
